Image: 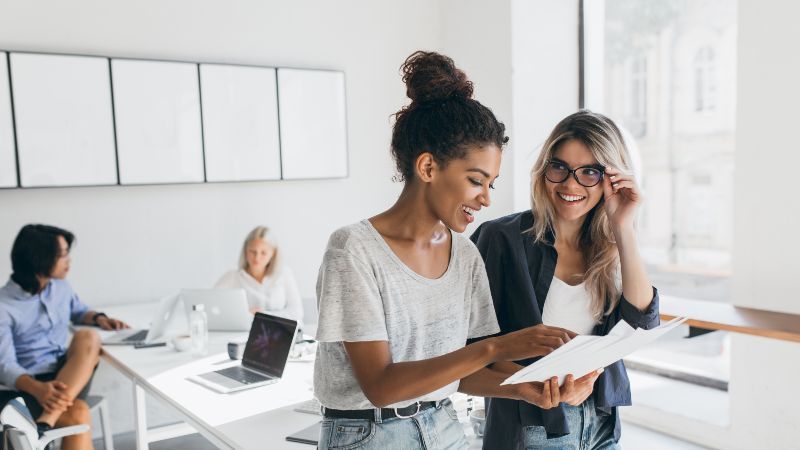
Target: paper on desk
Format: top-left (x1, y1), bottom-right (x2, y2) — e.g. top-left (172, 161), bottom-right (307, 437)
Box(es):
top-left (501, 317), bottom-right (687, 386)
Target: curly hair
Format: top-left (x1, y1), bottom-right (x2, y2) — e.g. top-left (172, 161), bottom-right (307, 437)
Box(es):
top-left (390, 51), bottom-right (508, 182)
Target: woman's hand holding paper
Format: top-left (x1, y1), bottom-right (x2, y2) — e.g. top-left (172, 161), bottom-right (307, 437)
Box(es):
top-left (559, 369), bottom-right (604, 406)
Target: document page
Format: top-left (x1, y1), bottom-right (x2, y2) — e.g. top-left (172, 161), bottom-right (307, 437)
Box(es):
top-left (502, 317), bottom-right (687, 385)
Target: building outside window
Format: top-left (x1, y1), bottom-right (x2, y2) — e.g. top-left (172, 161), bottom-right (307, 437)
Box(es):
top-left (584, 0), bottom-right (737, 303)
top-left (581, 0), bottom-right (738, 427)
top-left (627, 55), bottom-right (648, 137)
top-left (694, 46), bottom-right (717, 112)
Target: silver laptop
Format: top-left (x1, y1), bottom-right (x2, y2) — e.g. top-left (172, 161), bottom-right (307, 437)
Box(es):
top-left (181, 288), bottom-right (252, 331)
top-left (102, 294), bottom-right (179, 345)
top-left (188, 312), bottom-right (297, 393)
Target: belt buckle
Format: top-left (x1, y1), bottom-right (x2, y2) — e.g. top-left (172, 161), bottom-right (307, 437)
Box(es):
top-left (393, 401), bottom-right (421, 419)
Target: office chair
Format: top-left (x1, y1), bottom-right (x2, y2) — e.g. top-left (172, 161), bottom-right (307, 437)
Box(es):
top-left (84, 396), bottom-right (114, 450)
top-left (0, 386), bottom-right (113, 450)
top-left (1, 397), bottom-right (88, 450)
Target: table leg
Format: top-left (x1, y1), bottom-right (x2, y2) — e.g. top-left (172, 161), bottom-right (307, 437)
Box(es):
top-left (133, 381), bottom-right (148, 450)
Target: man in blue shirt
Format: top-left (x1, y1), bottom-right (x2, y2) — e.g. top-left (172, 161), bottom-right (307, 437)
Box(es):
top-left (0, 224), bottom-right (128, 450)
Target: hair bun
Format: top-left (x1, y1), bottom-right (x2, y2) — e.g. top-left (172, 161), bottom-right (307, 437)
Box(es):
top-left (401, 51), bottom-right (473, 104)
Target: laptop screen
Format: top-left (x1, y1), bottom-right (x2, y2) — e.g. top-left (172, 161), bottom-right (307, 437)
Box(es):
top-left (241, 312), bottom-right (297, 378)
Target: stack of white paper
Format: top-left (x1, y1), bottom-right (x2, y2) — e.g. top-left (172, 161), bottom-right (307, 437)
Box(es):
top-left (501, 317), bottom-right (687, 385)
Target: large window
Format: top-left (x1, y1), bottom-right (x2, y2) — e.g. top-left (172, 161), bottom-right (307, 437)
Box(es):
top-left (584, 0), bottom-right (737, 303)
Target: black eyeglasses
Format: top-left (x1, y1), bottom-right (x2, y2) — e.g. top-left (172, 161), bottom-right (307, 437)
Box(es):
top-left (544, 160), bottom-right (605, 187)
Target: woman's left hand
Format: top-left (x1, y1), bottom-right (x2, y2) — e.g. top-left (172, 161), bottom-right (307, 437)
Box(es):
top-left (602, 168), bottom-right (642, 231)
top-left (559, 369), bottom-right (603, 406)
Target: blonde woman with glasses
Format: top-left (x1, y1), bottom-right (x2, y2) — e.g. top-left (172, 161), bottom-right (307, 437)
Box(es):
top-left (215, 226), bottom-right (303, 323)
top-left (469, 110), bottom-right (660, 449)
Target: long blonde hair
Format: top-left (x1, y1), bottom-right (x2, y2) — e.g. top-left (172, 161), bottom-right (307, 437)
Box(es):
top-left (529, 110), bottom-right (633, 320)
top-left (239, 226), bottom-right (281, 277)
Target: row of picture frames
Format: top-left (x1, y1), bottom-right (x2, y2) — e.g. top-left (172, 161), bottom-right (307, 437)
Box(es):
top-left (0, 51), bottom-right (348, 188)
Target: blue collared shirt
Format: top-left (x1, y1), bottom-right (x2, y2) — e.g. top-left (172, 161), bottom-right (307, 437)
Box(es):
top-left (0, 278), bottom-right (90, 387)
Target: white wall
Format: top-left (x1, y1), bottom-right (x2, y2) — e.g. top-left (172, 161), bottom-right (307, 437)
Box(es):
top-left (511, 0), bottom-right (580, 212)
top-left (0, 0), bottom-right (443, 313)
top-left (734, 0), bottom-right (800, 316)
top-left (727, 0), bottom-right (800, 447)
top-left (0, 0), bottom-right (521, 312)
top-left (440, 0), bottom-right (515, 231)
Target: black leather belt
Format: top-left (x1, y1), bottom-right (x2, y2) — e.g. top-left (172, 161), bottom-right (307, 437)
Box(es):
top-left (323, 400), bottom-right (441, 420)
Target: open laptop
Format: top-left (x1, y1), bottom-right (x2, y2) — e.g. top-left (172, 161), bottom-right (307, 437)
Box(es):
top-left (188, 312), bottom-right (297, 393)
top-left (180, 288), bottom-right (252, 331)
top-left (102, 294), bottom-right (179, 345)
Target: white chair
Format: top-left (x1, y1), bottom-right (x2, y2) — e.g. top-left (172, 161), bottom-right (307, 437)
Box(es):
top-left (3, 426), bottom-right (35, 450)
top-left (0, 386), bottom-right (113, 450)
top-left (1, 397), bottom-right (88, 450)
top-left (85, 396), bottom-right (114, 450)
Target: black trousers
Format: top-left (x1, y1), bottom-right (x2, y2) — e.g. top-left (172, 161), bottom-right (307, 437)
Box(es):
top-left (0, 354), bottom-right (94, 420)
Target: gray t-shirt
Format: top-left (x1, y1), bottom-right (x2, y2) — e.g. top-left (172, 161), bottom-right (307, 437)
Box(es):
top-left (313, 220), bottom-right (500, 410)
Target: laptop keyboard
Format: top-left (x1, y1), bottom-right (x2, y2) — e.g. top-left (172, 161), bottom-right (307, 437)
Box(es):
top-left (216, 365), bottom-right (272, 384)
top-left (122, 330), bottom-right (149, 342)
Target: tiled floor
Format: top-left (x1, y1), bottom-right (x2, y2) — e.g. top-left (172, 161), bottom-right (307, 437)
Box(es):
top-left (619, 422), bottom-right (710, 449)
top-left (94, 420), bottom-right (709, 450)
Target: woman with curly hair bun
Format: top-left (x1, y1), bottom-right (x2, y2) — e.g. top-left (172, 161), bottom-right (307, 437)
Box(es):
top-left (313, 51), bottom-right (575, 449)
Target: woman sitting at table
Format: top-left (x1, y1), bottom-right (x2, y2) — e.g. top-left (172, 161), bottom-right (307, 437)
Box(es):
top-left (215, 226), bottom-right (303, 323)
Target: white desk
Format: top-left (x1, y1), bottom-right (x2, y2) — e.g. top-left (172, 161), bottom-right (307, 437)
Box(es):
top-left (101, 302), bottom-right (319, 449)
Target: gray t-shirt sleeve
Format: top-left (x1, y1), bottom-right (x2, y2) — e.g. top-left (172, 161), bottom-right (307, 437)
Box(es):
top-left (315, 247), bottom-right (389, 343)
top-left (466, 244), bottom-right (501, 339)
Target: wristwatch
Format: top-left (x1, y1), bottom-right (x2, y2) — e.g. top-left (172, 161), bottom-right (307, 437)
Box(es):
top-left (92, 312), bottom-right (108, 326)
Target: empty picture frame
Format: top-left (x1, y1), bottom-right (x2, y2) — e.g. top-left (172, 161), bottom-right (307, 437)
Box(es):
top-left (277, 68), bottom-right (348, 179)
top-left (0, 53), bottom-right (16, 188)
top-left (10, 52), bottom-right (117, 187)
top-left (112, 59), bottom-right (204, 185)
top-left (199, 64), bottom-right (281, 182)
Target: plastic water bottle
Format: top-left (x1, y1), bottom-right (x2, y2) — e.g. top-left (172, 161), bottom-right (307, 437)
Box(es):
top-left (190, 304), bottom-right (208, 355)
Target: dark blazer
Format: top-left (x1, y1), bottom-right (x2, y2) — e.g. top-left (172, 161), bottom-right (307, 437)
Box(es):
top-left (470, 211), bottom-right (660, 449)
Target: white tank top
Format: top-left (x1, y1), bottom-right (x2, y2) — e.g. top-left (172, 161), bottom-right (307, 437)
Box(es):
top-left (541, 276), bottom-right (597, 335)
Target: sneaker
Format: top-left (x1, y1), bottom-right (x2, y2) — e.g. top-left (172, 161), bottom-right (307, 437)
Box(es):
top-left (36, 422), bottom-right (55, 450)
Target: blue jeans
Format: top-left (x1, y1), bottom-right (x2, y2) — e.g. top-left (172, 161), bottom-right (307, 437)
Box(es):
top-left (318, 399), bottom-right (468, 450)
top-left (523, 398), bottom-right (619, 450)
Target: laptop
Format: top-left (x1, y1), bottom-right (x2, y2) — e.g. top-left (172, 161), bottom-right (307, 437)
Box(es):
top-left (188, 312), bottom-right (297, 393)
top-left (285, 421), bottom-right (321, 446)
top-left (180, 288), bottom-right (252, 331)
top-left (102, 294), bottom-right (179, 345)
